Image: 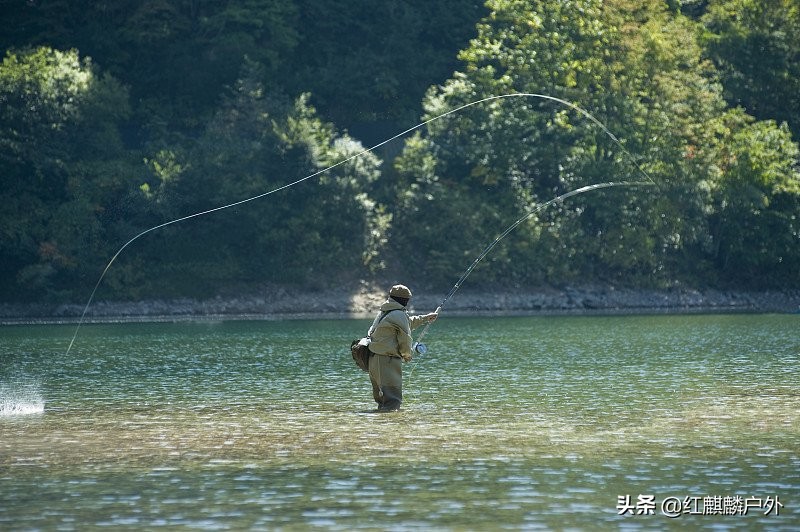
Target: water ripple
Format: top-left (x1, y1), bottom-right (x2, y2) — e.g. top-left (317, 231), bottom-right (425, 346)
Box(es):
top-left (0, 314), bottom-right (798, 529)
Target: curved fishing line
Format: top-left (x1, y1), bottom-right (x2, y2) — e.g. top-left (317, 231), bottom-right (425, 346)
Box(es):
top-left (65, 92), bottom-right (652, 355)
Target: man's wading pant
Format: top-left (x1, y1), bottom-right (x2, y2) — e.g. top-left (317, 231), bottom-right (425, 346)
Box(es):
top-left (369, 353), bottom-right (402, 411)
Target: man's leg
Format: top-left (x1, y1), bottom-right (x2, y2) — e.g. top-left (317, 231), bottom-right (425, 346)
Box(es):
top-left (376, 356), bottom-right (402, 411)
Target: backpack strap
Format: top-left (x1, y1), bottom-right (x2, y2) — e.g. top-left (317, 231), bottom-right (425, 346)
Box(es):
top-left (367, 309), bottom-right (396, 338)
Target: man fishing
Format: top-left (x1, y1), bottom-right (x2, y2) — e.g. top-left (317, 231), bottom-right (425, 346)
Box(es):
top-left (367, 284), bottom-right (438, 412)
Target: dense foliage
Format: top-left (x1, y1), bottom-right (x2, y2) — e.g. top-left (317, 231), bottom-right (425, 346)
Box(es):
top-left (1, 0), bottom-right (798, 302)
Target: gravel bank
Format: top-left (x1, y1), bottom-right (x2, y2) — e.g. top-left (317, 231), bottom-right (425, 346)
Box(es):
top-left (2, 285), bottom-right (798, 324)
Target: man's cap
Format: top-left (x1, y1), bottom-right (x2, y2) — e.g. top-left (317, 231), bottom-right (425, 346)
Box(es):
top-left (389, 284), bottom-right (412, 299)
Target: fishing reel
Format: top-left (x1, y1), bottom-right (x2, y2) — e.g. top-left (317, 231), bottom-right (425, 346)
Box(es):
top-left (413, 342), bottom-right (427, 355)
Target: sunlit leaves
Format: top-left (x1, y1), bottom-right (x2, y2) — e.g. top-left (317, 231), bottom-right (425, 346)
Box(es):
top-left (0, 47), bottom-right (136, 298)
top-left (166, 63), bottom-right (387, 287)
top-left (393, 0), bottom-right (800, 288)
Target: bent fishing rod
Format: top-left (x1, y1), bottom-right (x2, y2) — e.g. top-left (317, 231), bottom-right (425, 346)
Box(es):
top-left (409, 179), bottom-right (656, 360)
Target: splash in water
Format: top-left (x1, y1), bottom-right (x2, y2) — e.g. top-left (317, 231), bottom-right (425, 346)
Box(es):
top-left (0, 382), bottom-right (45, 416)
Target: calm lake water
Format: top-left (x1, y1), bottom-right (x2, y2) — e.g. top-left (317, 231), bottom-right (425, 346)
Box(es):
top-left (1, 314), bottom-right (798, 530)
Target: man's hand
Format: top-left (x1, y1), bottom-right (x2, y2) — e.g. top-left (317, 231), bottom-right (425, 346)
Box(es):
top-left (402, 353), bottom-right (413, 363)
top-left (423, 312), bottom-right (438, 323)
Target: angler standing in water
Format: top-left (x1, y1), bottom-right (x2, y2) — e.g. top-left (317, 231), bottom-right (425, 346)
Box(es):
top-left (367, 284), bottom-right (438, 411)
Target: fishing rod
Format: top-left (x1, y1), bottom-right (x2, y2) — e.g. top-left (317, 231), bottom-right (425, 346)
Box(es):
top-left (64, 92), bottom-right (653, 356)
top-left (409, 180), bottom-right (656, 361)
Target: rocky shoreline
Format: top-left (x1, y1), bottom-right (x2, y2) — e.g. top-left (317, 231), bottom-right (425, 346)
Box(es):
top-left (1, 284), bottom-right (798, 325)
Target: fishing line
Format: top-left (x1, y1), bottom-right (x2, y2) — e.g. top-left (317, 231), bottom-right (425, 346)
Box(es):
top-left (65, 92), bottom-right (654, 356)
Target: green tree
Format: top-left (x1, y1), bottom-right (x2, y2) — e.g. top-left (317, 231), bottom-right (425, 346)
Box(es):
top-left (702, 0), bottom-right (800, 139)
top-left (2, 0), bottom-right (299, 142)
top-left (393, 0), bottom-right (666, 287)
top-left (137, 61), bottom-right (388, 295)
top-left (707, 111), bottom-right (800, 285)
top-left (280, 0), bottom-right (485, 130)
top-left (3, 0), bottom-right (798, 303)
top-left (0, 47), bottom-right (136, 300)
top-left (392, 0), bottom-right (800, 289)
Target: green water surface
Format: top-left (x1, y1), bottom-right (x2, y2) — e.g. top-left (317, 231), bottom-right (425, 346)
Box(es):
top-left (1, 314), bottom-right (798, 530)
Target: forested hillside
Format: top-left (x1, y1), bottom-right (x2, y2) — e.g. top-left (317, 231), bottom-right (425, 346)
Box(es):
top-left (1, 0), bottom-right (798, 303)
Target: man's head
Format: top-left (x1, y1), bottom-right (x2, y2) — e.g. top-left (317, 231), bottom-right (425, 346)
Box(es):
top-left (389, 284), bottom-right (412, 307)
